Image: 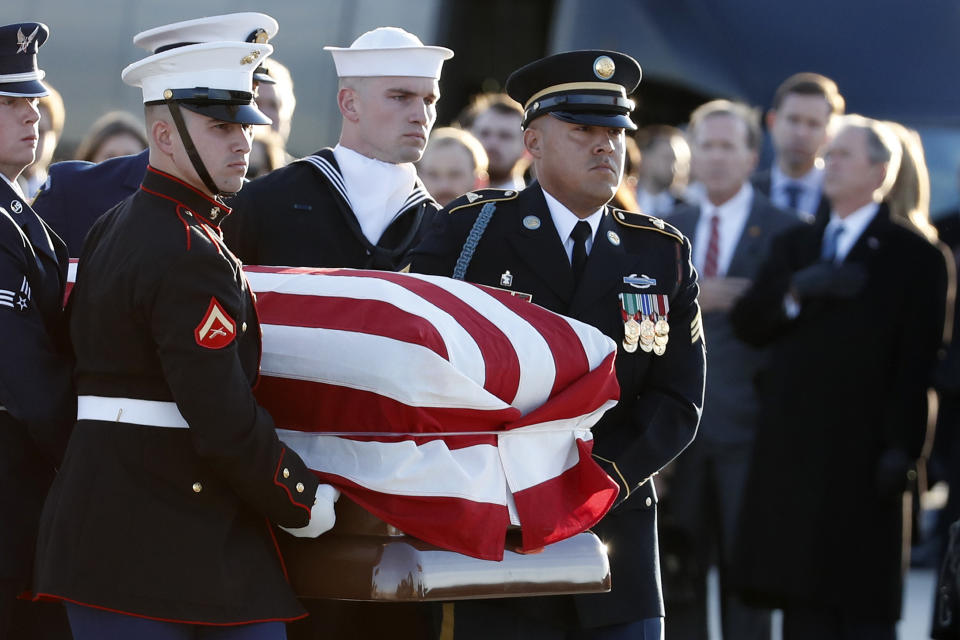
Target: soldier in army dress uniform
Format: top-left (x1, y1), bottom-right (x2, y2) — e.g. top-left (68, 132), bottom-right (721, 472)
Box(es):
top-left (0, 22), bottom-right (74, 640)
top-left (407, 50), bottom-right (706, 640)
top-left (33, 30), bottom-right (338, 640)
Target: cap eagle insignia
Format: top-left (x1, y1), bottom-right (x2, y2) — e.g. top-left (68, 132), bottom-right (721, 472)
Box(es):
top-left (16, 26), bottom-right (39, 54)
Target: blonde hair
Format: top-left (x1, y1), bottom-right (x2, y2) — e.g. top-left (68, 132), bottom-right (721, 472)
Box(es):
top-left (423, 127), bottom-right (489, 175)
top-left (882, 120), bottom-right (938, 241)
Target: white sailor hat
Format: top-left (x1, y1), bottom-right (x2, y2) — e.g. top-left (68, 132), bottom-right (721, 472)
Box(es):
top-left (122, 41), bottom-right (273, 125)
top-left (0, 22), bottom-right (50, 98)
top-left (133, 13), bottom-right (279, 84)
top-left (323, 26), bottom-right (453, 79)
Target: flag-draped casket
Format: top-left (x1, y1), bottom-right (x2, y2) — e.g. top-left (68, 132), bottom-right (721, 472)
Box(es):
top-left (68, 263), bottom-right (621, 561)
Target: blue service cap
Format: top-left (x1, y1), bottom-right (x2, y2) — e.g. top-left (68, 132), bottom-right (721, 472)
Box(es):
top-left (506, 50), bottom-right (641, 131)
top-left (0, 22), bottom-right (50, 97)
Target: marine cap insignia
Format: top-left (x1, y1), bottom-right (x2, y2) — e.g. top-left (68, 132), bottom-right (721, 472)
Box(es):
top-left (250, 28), bottom-right (270, 44)
top-left (523, 215), bottom-right (541, 230)
top-left (16, 26), bottom-right (39, 54)
top-left (241, 50), bottom-right (261, 65)
top-left (594, 55), bottom-right (615, 80)
top-left (195, 297), bottom-right (236, 349)
top-left (466, 192), bottom-right (482, 203)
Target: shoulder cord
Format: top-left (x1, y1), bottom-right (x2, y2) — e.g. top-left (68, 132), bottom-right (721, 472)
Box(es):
top-left (452, 202), bottom-right (496, 280)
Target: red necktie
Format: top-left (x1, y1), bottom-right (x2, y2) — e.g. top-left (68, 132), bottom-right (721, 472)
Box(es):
top-left (702, 215), bottom-right (720, 278)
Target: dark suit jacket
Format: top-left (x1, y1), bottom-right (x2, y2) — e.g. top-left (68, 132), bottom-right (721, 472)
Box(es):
top-left (668, 190), bottom-right (805, 445)
top-left (730, 203), bottom-right (951, 621)
top-left (408, 184), bottom-right (705, 626)
top-left (223, 148), bottom-right (439, 270)
top-left (752, 167), bottom-right (830, 223)
top-left (0, 179), bottom-right (74, 586)
top-left (32, 149), bottom-right (149, 257)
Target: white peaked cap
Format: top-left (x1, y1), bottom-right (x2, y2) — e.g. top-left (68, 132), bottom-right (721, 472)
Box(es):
top-left (323, 26), bottom-right (453, 79)
top-left (133, 13), bottom-right (279, 52)
top-left (122, 41), bottom-right (273, 103)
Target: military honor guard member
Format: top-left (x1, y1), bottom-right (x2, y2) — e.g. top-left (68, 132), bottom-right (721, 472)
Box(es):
top-left (0, 22), bottom-right (75, 639)
top-left (408, 50), bottom-right (706, 640)
top-left (31, 12), bottom-right (280, 257)
top-left (32, 29), bottom-right (339, 640)
top-left (223, 26), bottom-right (449, 270)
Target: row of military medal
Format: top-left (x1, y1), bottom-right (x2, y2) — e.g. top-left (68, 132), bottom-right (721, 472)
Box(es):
top-left (620, 292), bottom-right (669, 355)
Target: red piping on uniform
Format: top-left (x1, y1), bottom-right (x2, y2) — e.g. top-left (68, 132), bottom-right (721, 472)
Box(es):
top-left (175, 206), bottom-right (192, 251)
top-left (32, 593), bottom-right (308, 626)
top-left (266, 518), bottom-right (290, 581)
top-left (246, 273), bottom-right (263, 391)
top-left (273, 446), bottom-right (312, 515)
top-left (144, 166), bottom-right (232, 214)
top-left (198, 223), bottom-right (222, 255)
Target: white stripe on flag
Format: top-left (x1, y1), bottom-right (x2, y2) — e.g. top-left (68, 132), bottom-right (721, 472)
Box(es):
top-left (260, 325), bottom-right (511, 411)
top-left (276, 429), bottom-right (508, 505)
top-left (247, 271), bottom-right (488, 386)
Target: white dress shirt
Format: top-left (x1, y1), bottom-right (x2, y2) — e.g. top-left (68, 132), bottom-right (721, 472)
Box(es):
top-left (333, 144), bottom-right (418, 245)
top-left (692, 183), bottom-right (754, 277)
top-left (541, 187), bottom-right (603, 263)
top-left (770, 163), bottom-right (824, 217)
top-left (826, 201), bottom-right (879, 263)
top-left (1, 171), bottom-right (27, 201)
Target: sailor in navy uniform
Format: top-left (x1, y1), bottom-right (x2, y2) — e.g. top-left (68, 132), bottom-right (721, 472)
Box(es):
top-left (31, 12), bottom-right (280, 257)
top-left (408, 50), bottom-right (705, 640)
top-left (223, 27), bottom-right (449, 270)
top-left (33, 33), bottom-right (338, 640)
top-left (0, 22), bottom-right (74, 640)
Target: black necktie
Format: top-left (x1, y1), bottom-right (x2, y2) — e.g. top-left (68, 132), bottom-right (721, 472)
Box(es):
top-left (571, 221), bottom-right (591, 285)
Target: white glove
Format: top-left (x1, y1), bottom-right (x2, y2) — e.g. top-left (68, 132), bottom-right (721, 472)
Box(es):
top-left (279, 484), bottom-right (340, 538)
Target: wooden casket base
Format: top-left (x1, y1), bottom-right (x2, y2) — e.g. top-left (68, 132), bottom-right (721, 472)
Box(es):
top-left (276, 497), bottom-right (611, 601)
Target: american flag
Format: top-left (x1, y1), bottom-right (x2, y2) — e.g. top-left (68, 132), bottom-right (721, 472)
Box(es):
top-left (68, 262), bottom-right (621, 561)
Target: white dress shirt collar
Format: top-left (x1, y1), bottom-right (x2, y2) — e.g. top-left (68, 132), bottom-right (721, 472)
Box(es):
top-left (827, 201), bottom-right (879, 262)
top-left (333, 144), bottom-right (418, 245)
top-left (541, 186), bottom-right (603, 262)
top-left (770, 163), bottom-right (824, 215)
top-left (693, 182), bottom-right (754, 276)
top-left (0, 172), bottom-right (26, 202)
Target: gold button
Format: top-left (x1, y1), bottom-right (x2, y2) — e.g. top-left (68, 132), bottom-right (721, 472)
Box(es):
top-left (282, 468), bottom-right (290, 479)
top-left (296, 482), bottom-right (305, 493)
top-left (645, 497), bottom-right (652, 507)
top-left (192, 482), bottom-right (203, 493)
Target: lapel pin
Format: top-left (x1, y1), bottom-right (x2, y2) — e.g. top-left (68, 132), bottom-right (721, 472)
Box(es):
top-left (523, 215), bottom-right (541, 230)
top-left (607, 230), bottom-right (621, 246)
top-left (500, 270), bottom-right (513, 287)
top-left (10, 200), bottom-right (22, 214)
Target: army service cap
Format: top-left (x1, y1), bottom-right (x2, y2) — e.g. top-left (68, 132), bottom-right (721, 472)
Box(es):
top-left (133, 13), bottom-right (279, 85)
top-left (506, 50), bottom-right (642, 130)
top-left (122, 41), bottom-right (273, 125)
top-left (324, 27), bottom-right (453, 79)
top-left (0, 22), bottom-right (50, 97)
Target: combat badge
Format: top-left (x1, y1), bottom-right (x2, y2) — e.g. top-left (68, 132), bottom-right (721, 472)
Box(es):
top-left (0, 276), bottom-right (31, 313)
top-left (195, 297), bottom-right (236, 349)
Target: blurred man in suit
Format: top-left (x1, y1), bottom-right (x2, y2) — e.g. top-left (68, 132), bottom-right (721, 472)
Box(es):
top-left (732, 115), bottom-right (952, 639)
top-left (664, 100), bottom-right (805, 640)
top-left (752, 73), bottom-right (844, 219)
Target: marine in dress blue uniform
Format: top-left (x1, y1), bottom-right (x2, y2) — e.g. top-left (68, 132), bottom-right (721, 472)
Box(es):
top-left (33, 34), bottom-right (339, 640)
top-left (31, 13), bottom-right (280, 257)
top-left (0, 22), bottom-right (74, 640)
top-left (407, 50), bottom-right (705, 640)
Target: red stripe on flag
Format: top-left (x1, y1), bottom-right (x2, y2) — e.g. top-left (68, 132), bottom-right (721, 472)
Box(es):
top-left (314, 473), bottom-right (511, 561)
top-left (257, 293), bottom-right (449, 359)
top-left (326, 270), bottom-right (523, 404)
top-left (256, 376), bottom-right (512, 449)
top-left (511, 438), bottom-right (618, 552)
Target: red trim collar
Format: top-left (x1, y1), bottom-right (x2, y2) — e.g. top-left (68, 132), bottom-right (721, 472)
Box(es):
top-left (141, 166), bottom-right (233, 227)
